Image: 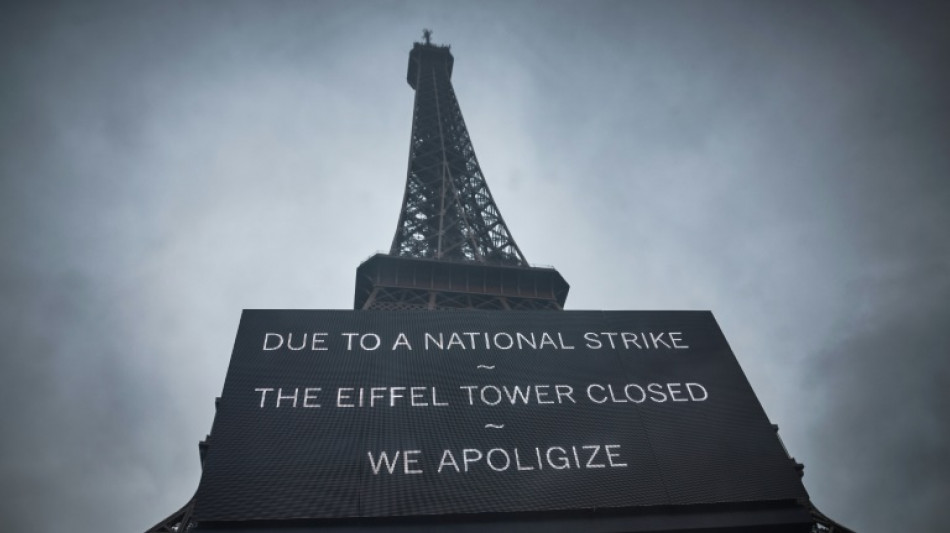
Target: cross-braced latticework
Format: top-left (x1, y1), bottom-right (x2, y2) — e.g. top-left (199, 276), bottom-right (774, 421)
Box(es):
top-left (353, 254), bottom-right (568, 311)
top-left (390, 42), bottom-right (527, 267)
top-left (145, 496), bottom-right (195, 532)
top-left (362, 286), bottom-right (562, 311)
top-left (809, 502), bottom-right (856, 533)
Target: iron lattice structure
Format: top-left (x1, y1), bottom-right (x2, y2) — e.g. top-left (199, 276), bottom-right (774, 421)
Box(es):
top-left (355, 35), bottom-right (568, 311)
top-left (391, 41), bottom-right (524, 265)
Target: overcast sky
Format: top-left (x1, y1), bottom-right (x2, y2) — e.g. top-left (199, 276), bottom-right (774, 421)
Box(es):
top-left (1, 1), bottom-right (948, 532)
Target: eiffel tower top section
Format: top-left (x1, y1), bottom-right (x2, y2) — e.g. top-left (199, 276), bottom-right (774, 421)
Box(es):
top-left (389, 31), bottom-right (528, 267)
top-left (354, 33), bottom-right (568, 310)
top-left (405, 30), bottom-right (454, 90)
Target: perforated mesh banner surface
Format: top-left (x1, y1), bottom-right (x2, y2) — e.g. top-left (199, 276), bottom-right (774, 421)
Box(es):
top-left (193, 310), bottom-right (807, 521)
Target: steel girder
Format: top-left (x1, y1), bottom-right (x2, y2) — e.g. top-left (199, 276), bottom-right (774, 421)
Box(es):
top-left (354, 253), bottom-right (568, 311)
top-left (145, 496), bottom-right (195, 532)
top-left (390, 42), bottom-right (527, 267)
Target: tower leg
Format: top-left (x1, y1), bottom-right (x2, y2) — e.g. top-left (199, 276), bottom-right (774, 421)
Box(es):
top-left (145, 495), bottom-right (196, 533)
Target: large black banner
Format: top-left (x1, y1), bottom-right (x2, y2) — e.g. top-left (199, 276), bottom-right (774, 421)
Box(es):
top-left (193, 310), bottom-right (806, 521)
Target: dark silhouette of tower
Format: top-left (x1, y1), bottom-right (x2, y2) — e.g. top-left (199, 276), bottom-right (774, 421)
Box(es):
top-left (354, 32), bottom-right (568, 312)
top-left (147, 32), bottom-right (852, 533)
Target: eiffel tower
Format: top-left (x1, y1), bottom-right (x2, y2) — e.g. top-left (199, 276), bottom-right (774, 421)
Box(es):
top-left (354, 30), bottom-right (568, 312)
top-left (147, 31), bottom-right (851, 533)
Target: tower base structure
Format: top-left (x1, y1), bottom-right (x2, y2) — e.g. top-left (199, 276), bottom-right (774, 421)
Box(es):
top-left (145, 497), bottom-right (195, 533)
top-left (355, 253), bottom-right (568, 311)
top-left (149, 499), bottom-right (849, 532)
top-left (186, 503), bottom-right (814, 532)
